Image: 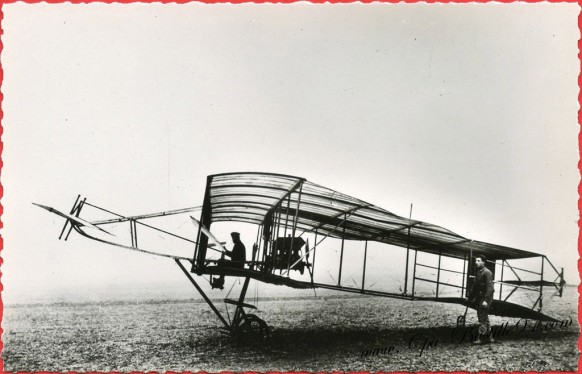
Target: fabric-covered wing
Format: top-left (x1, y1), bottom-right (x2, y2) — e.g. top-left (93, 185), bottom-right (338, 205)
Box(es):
top-left (205, 172), bottom-right (539, 261)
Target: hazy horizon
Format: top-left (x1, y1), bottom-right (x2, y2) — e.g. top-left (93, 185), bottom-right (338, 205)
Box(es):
top-left (2, 3), bottom-right (579, 307)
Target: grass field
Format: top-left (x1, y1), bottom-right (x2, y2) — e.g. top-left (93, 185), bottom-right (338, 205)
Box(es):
top-left (3, 286), bottom-right (579, 372)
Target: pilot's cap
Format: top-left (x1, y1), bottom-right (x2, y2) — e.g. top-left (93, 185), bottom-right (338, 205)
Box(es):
top-left (231, 232), bottom-right (240, 238)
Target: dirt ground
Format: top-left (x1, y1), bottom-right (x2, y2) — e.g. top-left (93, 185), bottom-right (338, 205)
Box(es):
top-left (3, 286), bottom-right (579, 372)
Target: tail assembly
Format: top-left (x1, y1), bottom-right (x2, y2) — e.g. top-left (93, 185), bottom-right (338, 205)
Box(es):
top-left (33, 196), bottom-right (113, 238)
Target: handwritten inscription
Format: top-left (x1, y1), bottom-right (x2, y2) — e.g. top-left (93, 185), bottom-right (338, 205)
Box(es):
top-left (360, 317), bottom-right (573, 358)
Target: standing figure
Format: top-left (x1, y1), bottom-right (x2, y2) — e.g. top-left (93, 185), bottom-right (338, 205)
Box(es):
top-left (470, 255), bottom-right (495, 344)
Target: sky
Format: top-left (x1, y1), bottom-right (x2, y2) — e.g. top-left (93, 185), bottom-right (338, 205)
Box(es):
top-left (1, 3), bottom-right (580, 304)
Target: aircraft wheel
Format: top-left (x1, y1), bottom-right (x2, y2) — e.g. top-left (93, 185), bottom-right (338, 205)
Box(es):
top-left (233, 314), bottom-right (270, 342)
top-left (456, 315), bottom-right (466, 326)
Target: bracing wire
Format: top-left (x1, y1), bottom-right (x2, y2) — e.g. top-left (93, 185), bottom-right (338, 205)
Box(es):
top-left (225, 278), bottom-right (237, 300)
top-left (223, 280), bottom-right (237, 325)
top-left (252, 280), bottom-right (256, 307)
top-left (225, 301), bottom-right (231, 324)
top-left (254, 279), bottom-right (259, 309)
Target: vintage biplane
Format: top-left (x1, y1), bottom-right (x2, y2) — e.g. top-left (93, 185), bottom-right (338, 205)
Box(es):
top-left (36, 172), bottom-right (566, 338)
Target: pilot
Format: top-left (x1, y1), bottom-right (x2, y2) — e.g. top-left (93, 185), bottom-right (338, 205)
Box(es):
top-left (211, 232), bottom-right (246, 290)
top-left (225, 232), bottom-right (246, 269)
top-left (469, 255), bottom-right (495, 344)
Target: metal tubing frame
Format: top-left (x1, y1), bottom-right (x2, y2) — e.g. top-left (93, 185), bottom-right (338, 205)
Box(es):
top-left (461, 254), bottom-right (467, 298)
top-left (415, 263), bottom-right (465, 275)
top-left (130, 220), bottom-right (137, 248)
top-left (504, 285), bottom-right (519, 302)
top-left (193, 175), bottom-right (213, 269)
top-left (298, 203), bottom-right (370, 238)
top-left (272, 207), bottom-right (281, 272)
top-left (283, 194), bottom-right (291, 239)
top-left (504, 259), bottom-right (522, 282)
top-left (282, 212), bottom-right (354, 276)
top-left (134, 220), bottom-right (138, 247)
top-left (90, 205), bottom-right (203, 225)
top-left (261, 213), bottom-right (272, 270)
top-left (414, 252), bottom-right (465, 298)
top-left (404, 203), bottom-right (413, 295)
top-left (411, 249), bottom-right (418, 299)
top-left (82, 201), bottom-right (199, 246)
top-left (254, 224), bottom-right (263, 269)
top-left (411, 238), bottom-right (472, 257)
top-left (311, 229), bottom-right (318, 284)
top-left (414, 252), bottom-right (518, 299)
top-left (362, 240), bottom-right (368, 291)
top-left (260, 178), bottom-right (304, 226)
top-left (77, 198), bottom-right (87, 216)
top-left (495, 281), bottom-right (541, 293)
top-left (233, 276), bottom-right (252, 326)
top-left (540, 256), bottom-right (544, 311)
top-left (255, 224), bottom-right (261, 253)
top-left (59, 195), bottom-right (81, 240)
top-left (499, 261), bottom-right (541, 277)
top-left (499, 259), bottom-right (504, 300)
top-left (338, 213), bottom-right (346, 286)
top-left (64, 197), bottom-right (86, 241)
top-left (498, 256), bottom-right (550, 312)
top-left (436, 251), bottom-right (442, 297)
top-left (559, 268), bottom-right (564, 297)
top-left (551, 274), bottom-right (562, 290)
top-left (312, 282), bottom-right (413, 300)
top-left (467, 247), bottom-right (473, 297)
top-left (544, 255), bottom-right (563, 278)
top-left (287, 181), bottom-right (304, 274)
top-left (414, 277), bottom-right (464, 290)
top-left (532, 294), bottom-right (542, 311)
top-left (175, 259), bottom-right (230, 330)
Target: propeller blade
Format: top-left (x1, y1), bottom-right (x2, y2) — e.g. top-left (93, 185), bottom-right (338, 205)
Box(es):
top-left (190, 216), bottom-right (227, 253)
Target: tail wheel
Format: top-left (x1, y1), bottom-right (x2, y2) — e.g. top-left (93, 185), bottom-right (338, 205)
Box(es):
top-left (233, 314), bottom-right (270, 341)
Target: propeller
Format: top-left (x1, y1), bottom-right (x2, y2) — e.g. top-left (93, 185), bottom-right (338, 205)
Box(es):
top-left (190, 216), bottom-right (227, 253)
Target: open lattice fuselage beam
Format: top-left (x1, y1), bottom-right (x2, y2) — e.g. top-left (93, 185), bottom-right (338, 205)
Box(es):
top-left (38, 171), bottom-right (567, 326)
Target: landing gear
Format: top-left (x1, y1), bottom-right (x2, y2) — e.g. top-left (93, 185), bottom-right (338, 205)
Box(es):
top-left (228, 277), bottom-right (270, 342)
top-left (176, 260), bottom-right (271, 342)
top-left (232, 313), bottom-right (270, 341)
